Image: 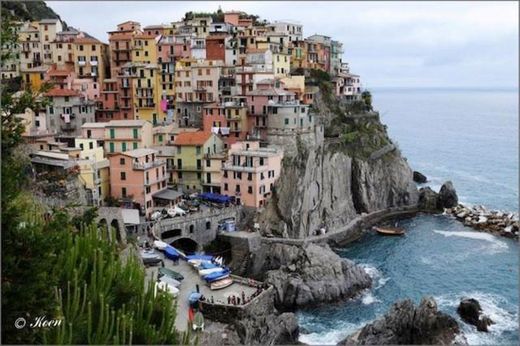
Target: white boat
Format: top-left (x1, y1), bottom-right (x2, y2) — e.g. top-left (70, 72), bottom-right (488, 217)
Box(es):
top-left (198, 267), bottom-right (225, 277)
top-left (210, 277), bottom-right (233, 290)
top-left (167, 206), bottom-right (187, 218)
top-left (153, 240), bottom-right (169, 251)
top-left (159, 276), bottom-right (181, 287)
top-left (154, 281), bottom-right (179, 297)
top-left (189, 259), bottom-right (212, 267)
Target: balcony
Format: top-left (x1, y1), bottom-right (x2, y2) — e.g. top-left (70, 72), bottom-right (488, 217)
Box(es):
top-left (230, 127), bottom-right (242, 133)
top-left (90, 60), bottom-right (98, 66)
top-left (171, 165), bottom-right (203, 172)
top-left (145, 175), bottom-right (169, 186)
top-left (133, 159), bottom-right (166, 170)
top-left (60, 124), bottom-right (76, 132)
top-left (78, 60), bottom-right (86, 66)
top-left (222, 163), bottom-right (268, 173)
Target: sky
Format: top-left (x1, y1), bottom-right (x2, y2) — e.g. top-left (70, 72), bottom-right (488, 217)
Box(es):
top-left (46, 1), bottom-right (519, 89)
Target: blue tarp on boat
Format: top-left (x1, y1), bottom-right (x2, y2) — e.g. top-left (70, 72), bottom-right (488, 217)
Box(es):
top-left (164, 246), bottom-right (180, 260)
top-left (199, 261), bottom-right (219, 269)
top-left (186, 254), bottom-right (214, 261)
top-left (204, 269), bottom-right (230, 282)
top-left (197, 192), bottom-right (232, 204)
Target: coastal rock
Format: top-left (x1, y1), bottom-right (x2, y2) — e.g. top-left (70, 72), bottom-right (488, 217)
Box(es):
top-left (418, 187), bottom-right (441, 211)
top-left (438, 181), bottom-right (458, 209)
top-left (339, 297), bottom-right (466, 345)
top-left (252, 243), bottom-right (371, 309)
top-left (413, 170), bottom-right (428, 183)
top-left (258, 90), bottom-right (419, 239)
top-left (457, 298), bottom-right (494, 333)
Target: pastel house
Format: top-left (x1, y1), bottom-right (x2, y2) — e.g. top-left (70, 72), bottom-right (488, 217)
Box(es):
top-left (104, 120), bottom-right (153, 153)
top-left (109, 148), bottom-right (168, 216)
top-left (221, 141), bottom-right (283, 208)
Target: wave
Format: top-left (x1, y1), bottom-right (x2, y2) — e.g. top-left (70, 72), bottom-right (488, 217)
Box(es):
top-left (433, 230), bottom-right (508, 253)
top-left (361, 291), bottom-right (380, 305)
top-left (298, 320), bottom-right (372, 345)
top-left (434, 291), bottom-right (518, 345)
top-left (358, 263), bottom-right (390, 290)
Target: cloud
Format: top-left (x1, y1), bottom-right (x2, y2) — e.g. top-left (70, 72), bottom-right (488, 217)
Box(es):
top-left (46, 1), bottom-right (518, 88)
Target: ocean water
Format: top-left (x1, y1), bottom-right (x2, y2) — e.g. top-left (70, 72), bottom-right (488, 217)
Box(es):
top-left (298, 89), bottom-right (519, 345)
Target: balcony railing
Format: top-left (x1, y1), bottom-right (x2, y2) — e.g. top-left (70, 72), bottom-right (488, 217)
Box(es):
top-left (171, 165), bottom-right (203, 172)
top-left (145, 175), bottom-right (169, 186)
top-left (78, 60), bottom-right (86, 66)
top-left (133, 159), bottom-right (166, 170)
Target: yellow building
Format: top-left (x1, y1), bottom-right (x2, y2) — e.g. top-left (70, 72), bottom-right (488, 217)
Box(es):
top-left (272, 52), bottom-right (291, 77)
top-left (172, 131), bottom-right (224, 191)
top-left (72, 37), bottom-right (108, 85)
top-left (131, 63), bottom-right (161, 124)
top-left (20, 65), bottom-right (48, 91)
top-left (202, 152), bottom-right (226, 194)
top-left (75, 137), bottom-right (110, 206)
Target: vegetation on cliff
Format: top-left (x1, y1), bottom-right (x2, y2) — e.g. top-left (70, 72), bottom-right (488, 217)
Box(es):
top-left (1, 1), bottom-right (67, 28)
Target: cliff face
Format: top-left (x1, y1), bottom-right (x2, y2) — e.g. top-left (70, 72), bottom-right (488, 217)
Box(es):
top-left (260, 89), bottom-right (418, 239)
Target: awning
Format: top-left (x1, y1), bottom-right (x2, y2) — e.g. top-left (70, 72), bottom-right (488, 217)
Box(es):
top-left (152, 189), bottom-right (183, 201)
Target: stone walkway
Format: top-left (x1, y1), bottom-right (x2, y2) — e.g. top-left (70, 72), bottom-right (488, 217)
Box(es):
top-left (145, 251), bottom-right (257, 331)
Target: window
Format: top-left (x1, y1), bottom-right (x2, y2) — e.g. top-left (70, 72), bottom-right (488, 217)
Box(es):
top-left (248, 173), bottom-right (252, 181)
top-left (259, 157), bottom-right (264, 166)
top-left (248, 186), bottom-right (253, 194)
top-left (109, 142), bottom-right (115, 153)
top-left (122, 142), bottom-right (127, 152)
top-left (120, 158), bottom-right (125, 165)
top-left (110, 128), bottom-right (115, 139)
top-left (206, 159), bottom-right (210, 167)
top-left (284, 118), bottom-right (289, 125)
top-left (122, 187), bottom-right (127, 197)
top-left (120, 172), bottom-right (126, 180)
top-left (133, 142), bottom-right (138, 149)
top-left (146, 186), bottom-right (151, 194)
top-left (206, 221), bottom-right (211, 230)
top-left (196, 146), bottom-right (201, 155)
top-left (235, 185), bottom-right (240, 192)
top-left (224, 183), bottom-right (228, 191)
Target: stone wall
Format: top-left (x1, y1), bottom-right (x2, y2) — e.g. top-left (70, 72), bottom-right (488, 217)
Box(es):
top-left (261, 204), bottom-right (420, 247)
top-left (200, 284), bottom-right (274, 324)
top-left (158, 205), bottom-right (242, 247)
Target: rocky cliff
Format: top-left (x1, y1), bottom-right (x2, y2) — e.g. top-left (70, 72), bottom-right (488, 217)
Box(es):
top-left (260, 87), bottom-right (418, 239)
top-left (339, 297), bottom-right (466, 345)
top-left (245, 242), bottom-right (371, 310)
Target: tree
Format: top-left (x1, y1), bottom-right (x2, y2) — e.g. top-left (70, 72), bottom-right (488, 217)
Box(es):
top-left (361, 90), bottom-right (373, 111)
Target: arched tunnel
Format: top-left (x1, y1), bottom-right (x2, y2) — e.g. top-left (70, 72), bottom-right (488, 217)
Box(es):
top-left (170, 238), bottom-right (199, 254)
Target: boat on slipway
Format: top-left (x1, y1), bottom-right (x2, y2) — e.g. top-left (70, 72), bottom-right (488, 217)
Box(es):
top-left (210, 277), bottom-right (233, 290)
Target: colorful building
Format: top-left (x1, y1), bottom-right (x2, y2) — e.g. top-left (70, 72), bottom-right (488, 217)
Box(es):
top-left (104, 119), bottom-right (153, 153)
top-left (108, 148), bottom-right (168, 216)
top-left (171, 131), bottom-right (224, 191)
top-left (221, 141), bottom-right (283, 208)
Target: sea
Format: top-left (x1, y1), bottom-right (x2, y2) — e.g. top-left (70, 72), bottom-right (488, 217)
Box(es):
top-left (298, 88), bottom-right (519, 345)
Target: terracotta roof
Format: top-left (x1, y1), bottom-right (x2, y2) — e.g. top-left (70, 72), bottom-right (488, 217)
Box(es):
top-left (45, 88), bottom-right (80, 97)
top-left (134, 33), bottom-right (158, 39)
top-left (48, 68), bottom-right (73, 77)
top-left (173, 131), bottom-right (212, 146)
top-left (73, 37), bottom-right (101, 44)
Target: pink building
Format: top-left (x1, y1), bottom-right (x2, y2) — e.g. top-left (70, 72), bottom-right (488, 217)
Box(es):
top-left (221, 141), bottom-right (283, 208)
top-left (109, 148), bottom-right (168, 216)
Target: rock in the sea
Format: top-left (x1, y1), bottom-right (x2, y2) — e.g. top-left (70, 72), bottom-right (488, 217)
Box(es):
top-left (438, 181), bottom-right (459, 209)
top-left (418, 187), bottom-right (441, 211)
top-left (457, 298), bottom-right (494, 333)
top-left (413, 170), bottom-right (428, 183)
top-left (261, 243), bottom-right (371, 309)
top-left (339, 297), bottom-right (466, 345)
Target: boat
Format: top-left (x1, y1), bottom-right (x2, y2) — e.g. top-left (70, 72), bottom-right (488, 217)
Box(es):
top-left (159, 275), bottom-right (181, 287)
top-left (165, 246), bottom-right (180, 261)
top-left (373, 226), bottom-right (405, 236)
top-left (140, 248), bottom-right (160, 258)
top-left (142, 256), bottom-right (163, 267)
top-left (210, 277), bottom-right (233, 290)
top-left (155, 281), bottom-right (179, 297)
top-left (199, 267), bottom-right (225, 277)
top-left (198, 261), bottom-right (219, 270)
top-left (204, 269), bottom-right (230, 283)
top-left (159, 267), bottom-right (184, 281)
top-left (153, 240), bottom-right (169, 251)
top-left (186, 254), bottom-right (214, 261)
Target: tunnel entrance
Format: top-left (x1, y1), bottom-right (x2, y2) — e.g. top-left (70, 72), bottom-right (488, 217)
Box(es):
top-left (171, 238), bottom-right (199, 254)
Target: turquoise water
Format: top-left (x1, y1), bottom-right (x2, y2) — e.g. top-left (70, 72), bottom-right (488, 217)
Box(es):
top-left (298, 89), bottom-right (519, 345)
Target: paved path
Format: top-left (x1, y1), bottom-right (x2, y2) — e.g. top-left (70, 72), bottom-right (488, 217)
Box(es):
top-left (145, 252), bottom-right (257, 331)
